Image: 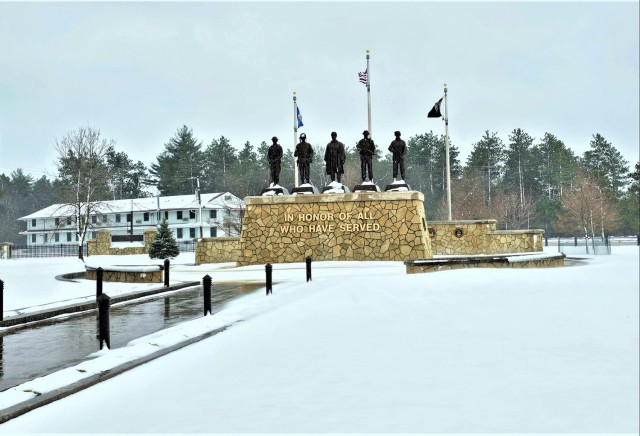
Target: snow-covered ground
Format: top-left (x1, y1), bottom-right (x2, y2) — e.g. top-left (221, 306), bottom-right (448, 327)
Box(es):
top-left (0, 247), bottom-right (638, 433)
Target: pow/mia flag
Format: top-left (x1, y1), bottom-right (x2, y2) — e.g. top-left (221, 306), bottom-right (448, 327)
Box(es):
top-left (428, 97), bottom-right (443, 118)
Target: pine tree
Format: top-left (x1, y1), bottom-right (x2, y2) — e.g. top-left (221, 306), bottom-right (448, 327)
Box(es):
top-left (466, 130), bottom-right (506, 207)
top-left (202, 136), bottom-right (238, 192)
top-left (503, 128), bottom-right (537, 204)
top-left (149, 126), bottom-right (204, 196)
top-left (582, 133), bottom-right (630, 198)
top-left (149, 218), bottom-right (180, 259)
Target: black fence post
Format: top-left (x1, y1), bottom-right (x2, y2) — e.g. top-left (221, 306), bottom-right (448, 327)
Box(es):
top-left (96, 267), bottom-right (103, 299)
top-left (544, 236), bottom-right (548, 247)
top-left (574, 236), bottom-right (578, 247)
top-left (97, 293), bottom-right (111, 350)
top-left (164, 259), bottom-right (170, 287)
top-left (265, 264), bottom-right (272, 295)
top-left (306, 257), bottom-right (312, 282)
top-left (0, 279), bottom-right (4, 322)
top-left (637, 234), bottom-right (639, 246)
top-left (203, 274), bottom-right (212, 316)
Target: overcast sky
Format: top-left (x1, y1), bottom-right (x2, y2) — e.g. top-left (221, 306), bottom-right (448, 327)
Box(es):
top-left (1, 1), bottom-right (638, 180)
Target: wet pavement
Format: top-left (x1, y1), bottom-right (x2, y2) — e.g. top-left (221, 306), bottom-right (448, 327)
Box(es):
top-left (0, 283), bottom-right (260, 392)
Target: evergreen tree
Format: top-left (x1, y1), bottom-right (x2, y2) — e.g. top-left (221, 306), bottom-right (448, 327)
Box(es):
top-left (106, 146), bottom-right (151, 200)
top-left (582, 133), bottom-right (630, 198)
top-left (203, 136), bottom-right (238, 192)
top-left (466, 131), bottom-right (506, 207)
top-left (149, 218), bottom-right (180, 259)
top-left (531, 133), bottom-right (578, 200)
top-left (503, 128), bottom-right (537, 203)
top-left (406, 131), bottom-right (461, 217)
top-left (232, 141), bottom-right (263, 197)
top-left (619, 161), bottom-right (640, 234)
top-left (150, 126), bottom-right (204, 196)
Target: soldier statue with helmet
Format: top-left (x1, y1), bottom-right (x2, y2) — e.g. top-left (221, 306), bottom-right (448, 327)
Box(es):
top-left (294, 133), bottom-right (314, 185)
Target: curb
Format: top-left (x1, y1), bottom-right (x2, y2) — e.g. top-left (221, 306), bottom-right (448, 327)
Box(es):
top-left (1, 281), bottom-right (200, 328)
top-left (0, 323), bottom-right (234, 424)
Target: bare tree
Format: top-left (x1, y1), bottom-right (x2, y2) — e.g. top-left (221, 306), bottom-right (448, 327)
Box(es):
top-left (203, 195), bottom-right (245, 237)
top-left (557, 168), bottom-right (622, 239)
top-left (55, 126), bottom-right (113, 260)
top-left (493, 191), bottom-right (536, 230)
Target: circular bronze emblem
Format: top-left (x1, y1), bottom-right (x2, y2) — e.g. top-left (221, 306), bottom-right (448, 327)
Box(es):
top-left (428, 227), bottom-right (436, 238)
top-left (454, 228), bottom-right (464, 238)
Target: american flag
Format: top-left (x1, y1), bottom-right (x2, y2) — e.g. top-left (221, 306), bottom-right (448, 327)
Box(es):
top-left (358, 68), bottom-right (368, 85)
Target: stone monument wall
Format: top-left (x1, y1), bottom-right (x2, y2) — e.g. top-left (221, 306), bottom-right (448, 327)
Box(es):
top-left (87, 228), bottom-right (156, 256)
top-left (427, 220), bottom-right (544, 255)
top-left (195, 237), bottom-right (241, 265)
top-left (236, 191), bottom-right (432, 266)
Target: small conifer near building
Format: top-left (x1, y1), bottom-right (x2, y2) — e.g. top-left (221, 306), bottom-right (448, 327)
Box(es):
top-left (149, 218), bottom-right (180, 259)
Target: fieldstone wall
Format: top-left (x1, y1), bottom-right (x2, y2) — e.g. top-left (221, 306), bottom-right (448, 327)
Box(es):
top-left (405, 253), bottom-right (565, 274)
top-left (87, 228), bottom-right (157, 256)
top-left (86, 268), bottom-right (163, 283)
top-left (428, 220), bottom-right (544, 255)
top-left (236, 191), bottom-right (432, 266)
top-left (195, 237), bottom-right (241, 265)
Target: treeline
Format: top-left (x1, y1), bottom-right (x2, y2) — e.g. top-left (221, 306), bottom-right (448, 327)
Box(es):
top-left (1, 125), bottom-right (638, 243)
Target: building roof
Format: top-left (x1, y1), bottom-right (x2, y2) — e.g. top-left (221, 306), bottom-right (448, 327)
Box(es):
top-left (18, 192), bottom-right (243, 220)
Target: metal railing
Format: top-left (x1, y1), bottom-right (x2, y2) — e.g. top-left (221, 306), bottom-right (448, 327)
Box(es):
top-left (7, 244), bottom-right (88, 259)
top-left (553, 237), bottom-right (613, 255)
top-left (178, 240), bottom-right (196, 253)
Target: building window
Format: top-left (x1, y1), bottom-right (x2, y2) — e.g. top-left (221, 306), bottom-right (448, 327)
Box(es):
top-left (177, 211), bottom-right (183, 220)
top-left (91, 232), bottom-right (96, 239)
top-left (116, 214), bottom-right (121, 223)
top-left (164, 211), bottom-right (169, 220)
top-left (67, 232), bottom-right (72, 242)
top-left (176, 228), bottom-right (183, 239)
top-left (143, 212), bottom-right (149, 222)
top-left (189, 228), bottom-right (196, 238)
top-left (210, 227), bottom-right (217, 237)
top-left (91, 215), bottom-right (97, 224)
top-left (67, 217), bottom-right (72, 225)
top-left (31, 234), bottom-right (36, 243)
top-left (226, 209), bottom-right (231, 216)
top-left (209, 210), bottom-right (217, 219)
top-left (44, 234), bottom-right (48, 243)
top-left (31, 219), bottom-right (36, 227)
top-left (101, 214), bottom-right (108, 223)
top-left (54, 233), bottom-right (59, 242)
top-left (76, 233), bottom-right (78, 241)
top-left (55, 218), bottom-right (60, 226)
top-left (127, 213), bottom-right (132, 223)
top-left (189, 210), bottom-right (196, 220)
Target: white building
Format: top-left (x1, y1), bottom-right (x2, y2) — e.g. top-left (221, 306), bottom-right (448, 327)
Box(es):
top-left (18, 192), bottom-right (244, 246)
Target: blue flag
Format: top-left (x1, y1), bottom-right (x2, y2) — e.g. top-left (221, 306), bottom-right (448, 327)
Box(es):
top-left (296, 106), bottom-right (304, 127)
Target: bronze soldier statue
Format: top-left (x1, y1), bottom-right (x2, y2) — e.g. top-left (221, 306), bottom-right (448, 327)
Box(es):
top-left (324, 131), bottom-right (346, 183)
top-left (267, 136), bottom-right (283, 186)
top-left (356, 130), bottom-right (376, 182)
top-left (388, 130), bottom-right (407, 181)
top-left (294, 133), bottom-right (314, 185)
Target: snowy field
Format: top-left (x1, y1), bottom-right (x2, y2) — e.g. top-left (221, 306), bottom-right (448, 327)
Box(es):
top-left (0, 246), bottom-right (638, 433)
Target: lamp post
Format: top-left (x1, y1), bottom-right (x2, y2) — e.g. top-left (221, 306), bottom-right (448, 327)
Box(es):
top-left (191, 177), bottom-right (203, 239)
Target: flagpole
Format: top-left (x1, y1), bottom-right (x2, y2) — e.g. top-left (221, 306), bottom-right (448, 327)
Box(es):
top-left (444, 83), bottom-right (452, 221)
top-left (293, 91), bottom-right (299, 187)
top-left (366, 49), bottom-right (372, 137)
